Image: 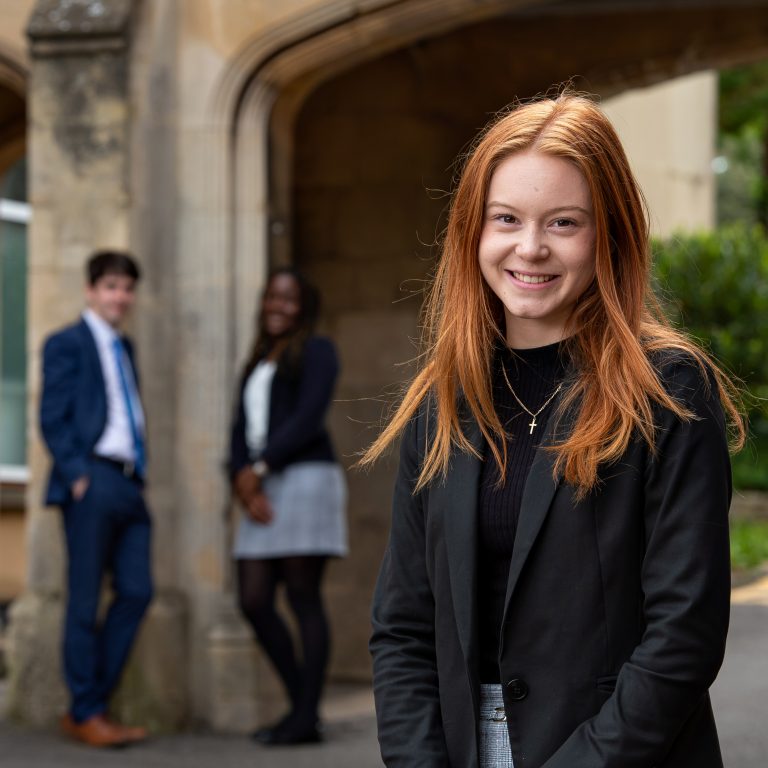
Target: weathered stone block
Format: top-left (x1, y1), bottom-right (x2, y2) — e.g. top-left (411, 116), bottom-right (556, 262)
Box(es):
top-left (4, 592), bottom-right (66, 725)
top-left (207, 615), bottom-right (268, 733)
top-left (110, 591), bottom-right (188, 732)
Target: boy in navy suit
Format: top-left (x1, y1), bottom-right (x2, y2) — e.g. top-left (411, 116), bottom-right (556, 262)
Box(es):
top-left (40, 250), bottom-right (152, 747)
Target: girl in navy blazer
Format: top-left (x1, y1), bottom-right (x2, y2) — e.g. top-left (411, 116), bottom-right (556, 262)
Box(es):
top-left (229, 267), bottom-right (347, 745)
top-left (363, 93), bottom-right (745, 767)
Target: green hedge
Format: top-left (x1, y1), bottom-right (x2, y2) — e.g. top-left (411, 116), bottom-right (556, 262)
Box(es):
top-left (652, 224), bottom-right (768, 489)
top-left (730, 520), bottom-right (768, 570)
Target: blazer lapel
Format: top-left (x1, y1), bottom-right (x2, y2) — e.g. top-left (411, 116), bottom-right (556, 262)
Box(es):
top-left (501, 391), bottom-right (573, 627)
top-left (436, 414), bottom-right (484, 670)
top-left (78, 319), bottom-right (108, 423)
top-left (502, 437), bottom-right (559, 616)
top-left (434, 377), bottom-right (576, 677)
top-left (79, 320), bottom-right (105, 385)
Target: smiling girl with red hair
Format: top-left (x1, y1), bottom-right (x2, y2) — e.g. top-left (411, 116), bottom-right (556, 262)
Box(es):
top-left (365, 93), bottom-right (744, 768)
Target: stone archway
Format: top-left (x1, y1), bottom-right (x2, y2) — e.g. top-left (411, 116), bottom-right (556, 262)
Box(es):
top-left (224, 0), bottom-right (768, 684)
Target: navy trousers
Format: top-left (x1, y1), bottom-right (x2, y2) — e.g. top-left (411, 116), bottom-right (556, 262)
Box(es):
top-left (61, 460), bottom-right (153, 723)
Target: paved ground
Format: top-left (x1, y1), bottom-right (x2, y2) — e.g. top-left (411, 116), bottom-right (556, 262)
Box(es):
top-left (0, 685), bottom-right (382, 768)
top-left (1, 574), bottom-right (766, 767)
top-left (711, 573), bottom-right (768, 767)
top-left (0, 717), bottom-right (381, 768)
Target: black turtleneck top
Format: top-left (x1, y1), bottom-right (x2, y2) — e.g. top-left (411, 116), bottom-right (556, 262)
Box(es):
top-left (477, 341), bottom-right (567, 683)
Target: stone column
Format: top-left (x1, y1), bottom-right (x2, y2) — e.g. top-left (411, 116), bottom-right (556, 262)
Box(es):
top-left (6, 0), bottom-right (185, 730)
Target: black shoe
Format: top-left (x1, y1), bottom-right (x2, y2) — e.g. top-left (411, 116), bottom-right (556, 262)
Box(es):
top-left (251, 715), bottom-right (289, 744)
top-left (251, 725), bottom-right (279, 744)
top-left (254, 717), bottom-right (323, 746)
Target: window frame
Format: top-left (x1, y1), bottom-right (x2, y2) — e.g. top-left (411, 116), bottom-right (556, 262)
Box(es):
top-left (0, 196), bottom-right (31, 487)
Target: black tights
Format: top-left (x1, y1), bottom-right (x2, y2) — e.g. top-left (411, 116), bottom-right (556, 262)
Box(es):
top-left (237, 556), bottom-right (329, 725)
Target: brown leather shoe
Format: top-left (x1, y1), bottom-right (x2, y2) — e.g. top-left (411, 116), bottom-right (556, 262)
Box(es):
top-left (105, 716), bottom-right (148, 743)
top-left (59, 713), bottom-right (131, 748)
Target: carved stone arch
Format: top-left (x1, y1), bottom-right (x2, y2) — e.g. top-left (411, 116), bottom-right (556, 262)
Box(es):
top-left (212, 0), bottom-right (768, 366)
top-left (209, 0), bottom-right (553, 365)
top-left (0, 41), bottom-right (28, 95)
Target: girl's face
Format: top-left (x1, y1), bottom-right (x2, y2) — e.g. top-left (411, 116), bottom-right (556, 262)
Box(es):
top-left (261, 273), bottom-right (302, 338)
top-left (478, 149), bottom-right (597, 349)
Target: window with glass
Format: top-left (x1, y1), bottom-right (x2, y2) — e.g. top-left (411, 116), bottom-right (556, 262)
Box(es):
top-left (0, 156), bottom-right (29, 481)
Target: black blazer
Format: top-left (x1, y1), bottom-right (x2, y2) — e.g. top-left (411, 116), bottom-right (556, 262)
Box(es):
top-left (370, 353), bottom-right (732, 767)
top-left (229, 335), bottom-right (339, 478)
top-left (40, 319), bottom-right (140, 506)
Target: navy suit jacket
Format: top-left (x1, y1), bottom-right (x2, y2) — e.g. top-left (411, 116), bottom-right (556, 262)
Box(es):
top-left (40, 318), bottom-right (140, 506)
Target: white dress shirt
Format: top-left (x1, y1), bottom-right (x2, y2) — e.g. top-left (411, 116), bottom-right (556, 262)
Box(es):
top-left (83, 308), bottom-right (145, 463)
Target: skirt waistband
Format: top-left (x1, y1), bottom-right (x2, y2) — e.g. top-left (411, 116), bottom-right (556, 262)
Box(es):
top-left (479, 683), bottom-right (507, 723)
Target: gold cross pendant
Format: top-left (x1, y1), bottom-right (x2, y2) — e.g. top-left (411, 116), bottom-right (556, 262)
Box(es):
top-left (528, 416), bottom-right (537, 434)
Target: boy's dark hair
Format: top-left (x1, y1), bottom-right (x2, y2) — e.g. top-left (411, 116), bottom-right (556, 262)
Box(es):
top-left (86, 250), bottom-right (141, 285)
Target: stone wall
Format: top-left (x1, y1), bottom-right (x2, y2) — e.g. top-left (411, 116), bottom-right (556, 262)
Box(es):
top-left (603, 72), bottom-right (717, 237)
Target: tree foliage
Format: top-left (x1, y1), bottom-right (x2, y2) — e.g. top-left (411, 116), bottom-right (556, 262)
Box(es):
top-left (653, 225), bottom-right (768, 489)
top-left (719, 61), bottom-right (768, 134)
top-left (718, 62), bottom-right (768, 228)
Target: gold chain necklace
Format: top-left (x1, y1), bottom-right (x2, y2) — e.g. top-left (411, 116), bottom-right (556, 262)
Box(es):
top-left (500, 362), bottom-right (563, 435)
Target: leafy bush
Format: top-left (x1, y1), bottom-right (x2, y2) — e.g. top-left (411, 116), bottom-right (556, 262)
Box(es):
top-left (730, 520), bottom-right (768, 570)
top-left (652, 224), bottom-right (768, 489)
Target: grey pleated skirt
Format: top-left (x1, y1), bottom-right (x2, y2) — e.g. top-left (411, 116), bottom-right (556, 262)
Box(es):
top-left (233, 461), bottom-right (348, 559)
top-left (479, 684), bottom-right (515, 768)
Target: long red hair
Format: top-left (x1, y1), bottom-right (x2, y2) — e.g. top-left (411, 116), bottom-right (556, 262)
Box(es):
top-left (361, 93), bottom-right (744, 495)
